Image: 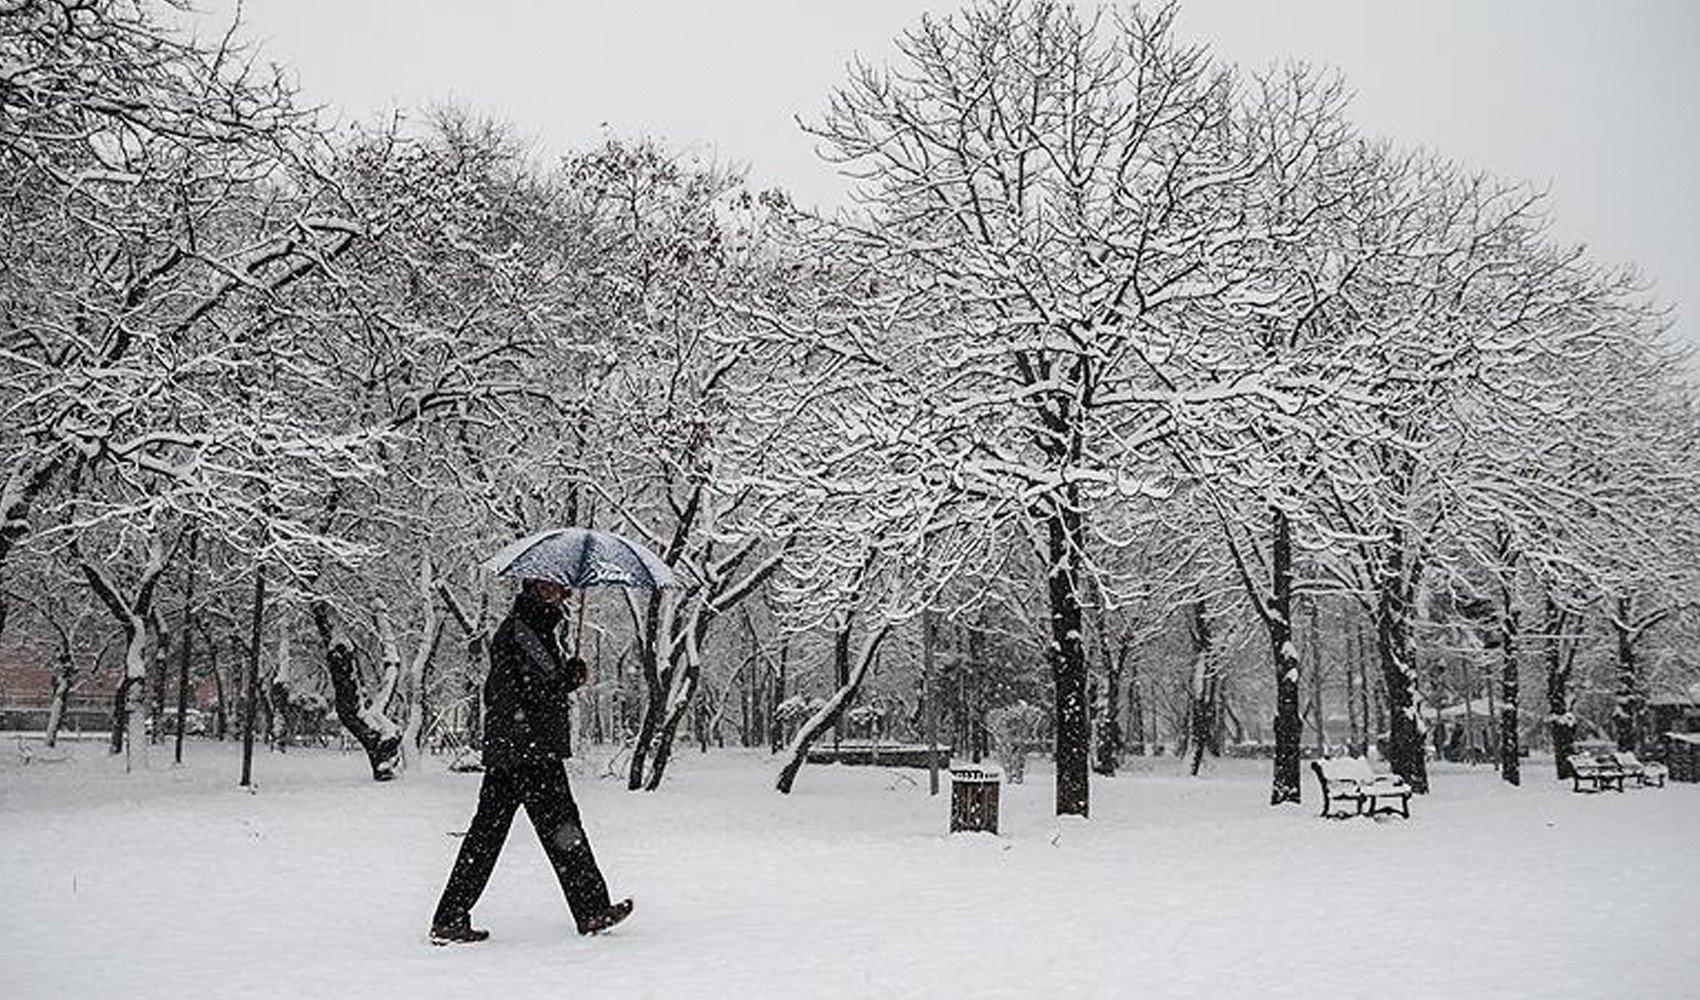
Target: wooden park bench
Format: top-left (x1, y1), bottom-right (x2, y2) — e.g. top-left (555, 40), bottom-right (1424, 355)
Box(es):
top-left (1610, 751), bottom-right (1668, 789)
top-left (1310, 756), bottom-right (1413, 819)
top-left (1567, 754), bottom-right (1627, 792)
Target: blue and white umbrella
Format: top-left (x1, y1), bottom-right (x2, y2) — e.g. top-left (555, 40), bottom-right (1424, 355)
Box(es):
top-left (487, 527), bottom-right (676, 656)
top-left (486, 527), bottom-right (677, 590)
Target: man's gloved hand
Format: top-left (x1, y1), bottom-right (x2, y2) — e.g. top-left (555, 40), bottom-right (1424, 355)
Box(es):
top-left (565, 656), bottom-right (590, 688)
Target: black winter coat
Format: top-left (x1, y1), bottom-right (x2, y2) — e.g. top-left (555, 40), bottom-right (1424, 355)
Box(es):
top-left (481, 590), bottom-right (581, 768)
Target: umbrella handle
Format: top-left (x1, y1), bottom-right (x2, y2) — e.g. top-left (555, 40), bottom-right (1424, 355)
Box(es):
top-left (573, 589), bottom-right (588, 660)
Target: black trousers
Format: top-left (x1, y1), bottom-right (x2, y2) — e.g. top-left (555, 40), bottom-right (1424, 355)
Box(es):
top-left (433, 760), bottom-right (611, 929)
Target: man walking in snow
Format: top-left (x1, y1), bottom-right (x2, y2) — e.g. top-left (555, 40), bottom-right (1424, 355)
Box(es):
top-left (430, 577), bottom-right (632, 944)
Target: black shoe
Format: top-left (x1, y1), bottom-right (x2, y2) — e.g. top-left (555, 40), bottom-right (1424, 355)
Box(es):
top-left (578, 898), bottom-right (633, 936)
top-left (429, 922), bottom-right (490, 945)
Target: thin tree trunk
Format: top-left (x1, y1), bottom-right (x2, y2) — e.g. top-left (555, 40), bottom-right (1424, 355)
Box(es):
top-left (923, 609), bottom-right (940, 795)
top-left (776, 624), bottom-right (892, 793)
top-left (1498, 567), bottom-right (1521, 785)
top-left (240, 566), bottom-right (265, 788)
top-left (173, 533), bottom-right (198, 765)
top-left (1095, 648), bottom-right (1123, 776)
top-left (150, 625), bottom-right (168, 745)
top-left (1485, 655), bottom-right (1499, 767)
top-left (1127, 660), bottom-right (1145, 756)
top-left (204, 630), bottom-right (226, 740)
top-left (1188, 601), bottom-right (1218, 778)
top-left (770, 640), bottom-right (788, 754)
top-left (1459, 654), bottom-right (1476, 764)
top-left (1345, 604), bottom-right (1363, 756)
top-left (1307, 592), bottom-right (1325, 758)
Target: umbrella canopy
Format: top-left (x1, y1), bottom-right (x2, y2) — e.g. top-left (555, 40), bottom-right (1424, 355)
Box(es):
top-left (486, 528), bottom-right (677, 590)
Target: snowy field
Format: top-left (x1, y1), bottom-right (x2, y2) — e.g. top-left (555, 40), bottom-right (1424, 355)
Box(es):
top-left (2, 741), bottom-right (1696, 1000)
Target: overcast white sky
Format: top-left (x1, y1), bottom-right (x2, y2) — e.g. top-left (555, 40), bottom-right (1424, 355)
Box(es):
top-left (200, 0), bottom-right (1699, 353)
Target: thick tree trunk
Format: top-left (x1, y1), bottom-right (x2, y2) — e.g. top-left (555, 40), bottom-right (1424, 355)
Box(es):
top-left (0, 454), bottom-right (62, 643)
top-left (1611, 597), bottom-right (1644, 752)
top-left (311, 599), bottom-right (400, 781)
top-left (628, 593), bottom-right (666, 789)
top-left (109, 627), bottom-right (154, 767)
top-left (1045, 496), bottom-right (1090, 817)
top-left (1375, 544), bottom-right (1429, 793)
top-left (643, 661), bottom-right (700, 791)
top-left (79, 533), bottom-right (176, 769)
top-left (110, 676), bottom-right (136, 755)
top-left (1269, 509), bottom-right (1303, 804)
top-left (44, 668), bottom-right (71, 748)
top-left (1545, 598), bottom-right (1577, 780)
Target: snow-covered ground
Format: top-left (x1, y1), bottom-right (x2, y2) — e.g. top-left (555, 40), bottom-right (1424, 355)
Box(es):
top-left (2, 740), bottom-right (1695, 1000)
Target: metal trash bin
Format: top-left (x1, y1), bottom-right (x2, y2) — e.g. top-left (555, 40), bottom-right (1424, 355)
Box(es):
top-left (1667, 733), bottom-right (1700, 783)
top-left (949, 765), bottom-right (1002, 834)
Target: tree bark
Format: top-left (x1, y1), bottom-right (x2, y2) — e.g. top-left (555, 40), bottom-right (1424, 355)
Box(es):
top-left (1187, 600), bottom-right (1220, 778)
top-left (1127, 664), bottom-right (1146, 756)
top-left (923, 609), bottom-right (941, 795)
top-left (643, 657), bottom-right (701, 791)
top-left (1345, 606), bottom-right (1364, 756)
top-left (240, 566), bottom-right (265, 788)
top-left (776, 624), bottom-right (892, 794)
top-left (628, 592), bottom-right (667, 790)
top-left (1269, 509), bottom-right (1303, 803)
top-left (1544, 597), bottom-right (1578, 780)
top-left (1307, 592), bottom-right (1325, 758)
top-left (78, 532), bottom-right (176, 770)
top-left (1375, 539), bottom-right (1429, 793)
top-left (173, 533), bottom-right (198, 764)
top-left (0, 454), bottom-right (62, 643)
top-left (311, 598), bottom-right (401, 781)
top-left (1611, 596), bottom-right (1644, 752)
top-left (1497, 579), bottom-right (1521, 786)
top-left (1094, 642), bottom-right (1124, 776)
top-left (1045, 490), bottom-right (1090, 817)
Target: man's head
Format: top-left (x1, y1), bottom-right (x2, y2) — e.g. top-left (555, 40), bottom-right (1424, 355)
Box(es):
top-left (522, 578), bottom-right (569, 605)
